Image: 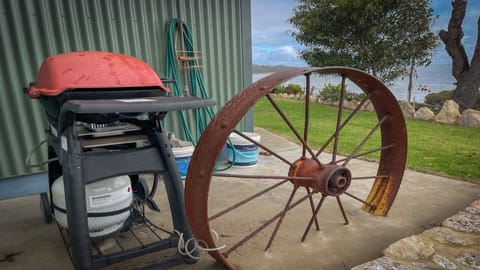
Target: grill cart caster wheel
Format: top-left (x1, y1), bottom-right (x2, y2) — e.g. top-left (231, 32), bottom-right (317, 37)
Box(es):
top-left (40, 192), bottom-right (53, 224)
top-left (185, 67), bottom-right (407, 269)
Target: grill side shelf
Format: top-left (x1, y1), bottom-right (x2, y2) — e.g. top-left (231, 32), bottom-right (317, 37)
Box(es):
top-left (61, 96), bottom-right (216, 114)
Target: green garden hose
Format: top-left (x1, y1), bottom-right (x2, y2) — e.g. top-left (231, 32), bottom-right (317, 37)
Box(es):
top-left (165, 18), bottom-right (233, 171)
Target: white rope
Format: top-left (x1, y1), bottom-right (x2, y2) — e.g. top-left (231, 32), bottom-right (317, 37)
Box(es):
top-left (175, 229), bottom-right (226, 260)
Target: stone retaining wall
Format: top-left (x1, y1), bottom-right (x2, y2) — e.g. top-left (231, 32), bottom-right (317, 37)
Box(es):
top-left (352, 199), bottom-right (480, 270)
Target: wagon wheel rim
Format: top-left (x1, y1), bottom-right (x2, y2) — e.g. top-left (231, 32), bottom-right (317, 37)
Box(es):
top-left (185, 67), bottom-right (407, 269)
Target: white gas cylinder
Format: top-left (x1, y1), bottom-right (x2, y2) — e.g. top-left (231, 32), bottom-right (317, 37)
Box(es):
top-left (52, 175), bottom-right (132, 237)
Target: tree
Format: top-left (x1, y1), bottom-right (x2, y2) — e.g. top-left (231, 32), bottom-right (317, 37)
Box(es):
top-left (394, 1), bottom-right (438, 103)
top-left (289, 0), bottom-right (438, 91)
top-left (439, 0), bottom-right (480, 111)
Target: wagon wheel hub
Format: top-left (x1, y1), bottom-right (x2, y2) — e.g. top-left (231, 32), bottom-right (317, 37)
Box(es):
top-left (289, 159), bottom-right (352, 196)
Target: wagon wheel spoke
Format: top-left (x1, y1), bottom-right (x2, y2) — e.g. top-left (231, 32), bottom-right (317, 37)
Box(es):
top-left (316, 92), bottom-right (373, 157)
top-left (185, 67), bottom-right (407, 270)
top-left (303, 73), bottom-right (312, 158)
top-left (266, 93), bottom-right (322, 166)
top-left (352, 175), bottom-right (388, 180)
top-left (208, 173), bottom-right (316, 222)
top-left (208, 179), bottom-right (290, 221)
top-left (212, 173), bottom-right (313, 181)
top-left (223, 192), bottom-right (313, 257)
top-left (306, 187), bottom-right (320, 231)
top-left (331, 75), bottom-right (347, 163)
top-left (231, 129), bottom-right (292, 166)
top-left (265, 187), bottom-right (299, 251)
top-left (335, 144), bottom-right (395, 164)
top-left (301, 194), bottom-right (326, 242)
top-left (336, 196), bottom-right (349, 225)
top-left (341, 115), bottom-right (388, 167)
top-left (344, 191), bottom-right (377, 210)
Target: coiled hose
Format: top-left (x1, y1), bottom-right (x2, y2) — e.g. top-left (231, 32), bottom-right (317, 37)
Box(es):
top-left (165, 18), bottom-right (233, 171)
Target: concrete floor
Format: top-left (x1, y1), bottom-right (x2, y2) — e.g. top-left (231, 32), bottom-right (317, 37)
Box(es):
top-left (1, 128), bottom-right (479, 270)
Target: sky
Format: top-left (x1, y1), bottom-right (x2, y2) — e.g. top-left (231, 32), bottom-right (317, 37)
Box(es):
top-left (251, 0), bottom-right (480, 67)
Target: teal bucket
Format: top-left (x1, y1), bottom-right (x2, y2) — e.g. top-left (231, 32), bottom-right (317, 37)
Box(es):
top-left (172, 145), bottom-right (194, 179)
top-left (227, 132), bottom-right (261, 168)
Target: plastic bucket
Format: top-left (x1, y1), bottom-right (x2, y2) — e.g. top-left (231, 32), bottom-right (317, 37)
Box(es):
top-left (172, 145), bottom-right (194, 179)
top-left (227, 132), bottom-right (261, 167)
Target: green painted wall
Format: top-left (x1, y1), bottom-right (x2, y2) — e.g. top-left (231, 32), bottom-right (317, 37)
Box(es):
top-left (0, 0), bottom-right (252, 179)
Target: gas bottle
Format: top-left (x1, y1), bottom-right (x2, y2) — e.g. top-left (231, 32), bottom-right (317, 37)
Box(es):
top-left (52, 175), bottom-right (133, 237)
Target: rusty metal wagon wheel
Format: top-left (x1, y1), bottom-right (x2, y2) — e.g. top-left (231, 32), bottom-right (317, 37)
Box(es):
top-left (185, 67), bottom-right (407, 269)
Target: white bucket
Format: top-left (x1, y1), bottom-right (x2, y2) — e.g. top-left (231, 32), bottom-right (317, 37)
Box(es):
top-left (172, 145), bottom-right (194, 179)
top-left (227, 132), bottom-right (261, 167)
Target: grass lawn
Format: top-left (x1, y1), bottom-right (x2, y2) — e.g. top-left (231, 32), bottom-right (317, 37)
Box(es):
top-left (253, 98), bottom-right (480, 183)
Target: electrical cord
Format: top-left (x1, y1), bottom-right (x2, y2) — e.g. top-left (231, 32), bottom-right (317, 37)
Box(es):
top-left (25, 139), bottom-right (58, 167)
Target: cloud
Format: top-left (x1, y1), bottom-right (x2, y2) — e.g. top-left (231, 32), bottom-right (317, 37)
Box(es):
top-left (251, 0), bottom-right (298, 47)
top-left (252, 28), bottom-right (293, 46)
top-left (253, 45), bottom-right (306, 66)
top-left (251, 0), bottom-right (305, 66)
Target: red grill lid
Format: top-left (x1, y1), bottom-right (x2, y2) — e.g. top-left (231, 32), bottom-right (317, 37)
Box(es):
top-left (27, 51), bottom-right (170, 98)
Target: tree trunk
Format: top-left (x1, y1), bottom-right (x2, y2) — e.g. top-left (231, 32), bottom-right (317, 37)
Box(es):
top-left (407, 57), bottom-right (415, 104)
top-left (439, 0), bottom-right (480, 111)
top-left (452, 70), bottom-right (480, 109)
top-left (452, 16), bottom-right (480, 109)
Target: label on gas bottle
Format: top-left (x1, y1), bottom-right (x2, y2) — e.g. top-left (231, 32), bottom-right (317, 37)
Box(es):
top-left (89, 185), bottom-right (131, 208)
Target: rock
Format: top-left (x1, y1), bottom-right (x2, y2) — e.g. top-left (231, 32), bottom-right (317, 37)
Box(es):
top-left (280, 93), bottom-right (288, 98)
top-left (345, 100), bottom-right (359, 110)
top-left (442, 211), bottom-right (480, 233)
top-left (362, 100), bottom-right (375, 112)
top-left (383, 235), bottom-right (435, 260)
top-left (434, 100), bottom-right (460, 124)
top-left (433, 254), bottom-right (458, 269)
top-left (323, 99), bottom-right (335, 106)
top-left (454, 251), bottom-right (480, 269)
top-left (465, 206), bottom-right (480, 215)
top-left (351, 257), bottom-right (412, 270)
top-left (459, 109), bottom-right (480, 128)
top-left (413, 107), bottom-right (435, 121)
top-left (411, 262), bottom-right (429, 269)
top-left (422, 227), bottom-right (473, 246)
top-left (472, 199), bottom-right (480, 210)
top-left (399, 101), bottom-right (415, 118)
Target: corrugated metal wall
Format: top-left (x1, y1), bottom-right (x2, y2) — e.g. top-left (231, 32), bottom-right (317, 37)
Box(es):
top-left (0, 0), bottom-right (252, 179)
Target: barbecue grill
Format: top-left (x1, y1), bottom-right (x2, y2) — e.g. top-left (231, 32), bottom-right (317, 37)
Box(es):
top-left (26, 51), bottom-right (214, 269)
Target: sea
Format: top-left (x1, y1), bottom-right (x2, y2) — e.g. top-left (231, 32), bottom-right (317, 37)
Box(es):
top-left (253, 64), bottom-right (456, 103)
